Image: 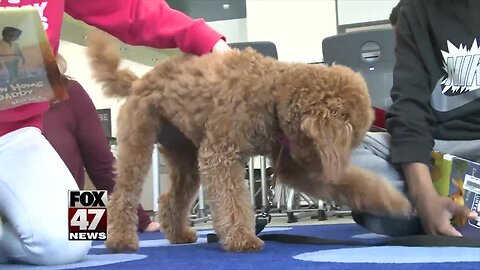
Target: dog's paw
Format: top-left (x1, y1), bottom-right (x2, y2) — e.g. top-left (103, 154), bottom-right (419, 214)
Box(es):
top-left (222, 232), bottom-right (264, 252)
top-left (369, 183), bottom-right (412, 217)
top-left (168, 228), bottom-right (198, 244)
top-left (383, 189), bottom-right (412, 217)
top-left (105, 217), bottom-right (139, 252)
top-left (105, 235), bottom-right (139, 253)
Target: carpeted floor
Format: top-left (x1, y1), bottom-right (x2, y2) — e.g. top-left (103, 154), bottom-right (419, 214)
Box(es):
top-left (3, 223), bottom-right (480, 270)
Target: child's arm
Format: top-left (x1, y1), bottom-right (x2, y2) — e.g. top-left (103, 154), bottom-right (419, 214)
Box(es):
top-left (64, 0), bottom-right (226, 56)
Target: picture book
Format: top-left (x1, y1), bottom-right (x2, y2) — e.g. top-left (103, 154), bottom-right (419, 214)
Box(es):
top-left (431, 152), bottom-right (480, 238)
top-left (0, 7), bottom-right (67, 110)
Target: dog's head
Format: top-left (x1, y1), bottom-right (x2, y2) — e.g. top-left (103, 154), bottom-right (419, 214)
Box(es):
top-left (275, 64), bottom-right (374, 182)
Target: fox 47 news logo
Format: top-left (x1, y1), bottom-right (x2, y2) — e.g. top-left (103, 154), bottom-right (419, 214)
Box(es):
top-left (68, 190), bottom-right (108, 241)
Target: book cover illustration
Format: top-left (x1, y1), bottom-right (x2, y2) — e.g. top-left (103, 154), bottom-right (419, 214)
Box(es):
top-left (430, 151), bottom-right (453, 197)
top-left (430, 152), bottom-right (479, 237)
top-left (0, 7), bottom-right (67, 111)
top-left (449, 156), bottom-right (480, 236)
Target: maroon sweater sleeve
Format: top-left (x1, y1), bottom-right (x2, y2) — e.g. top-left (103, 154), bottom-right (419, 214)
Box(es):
top-left (69, 81), bottom-right (116, 191)
top-left (69, 81), bottom-right (152, 231)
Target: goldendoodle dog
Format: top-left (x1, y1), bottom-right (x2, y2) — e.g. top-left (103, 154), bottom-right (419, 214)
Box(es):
top-left (86, 30), bottom-right (411, 253)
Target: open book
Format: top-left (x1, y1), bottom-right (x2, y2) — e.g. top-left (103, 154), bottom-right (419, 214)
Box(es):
top-left (0, 7), bottom-right (67, 111)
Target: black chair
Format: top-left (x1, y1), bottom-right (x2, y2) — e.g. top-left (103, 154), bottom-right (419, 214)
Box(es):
top-left (322, 28), bottom-right (396, 110)
top-left (229, 41), bottom-right (278, 59)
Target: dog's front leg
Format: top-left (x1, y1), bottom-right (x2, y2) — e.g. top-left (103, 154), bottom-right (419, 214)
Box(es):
top-left (321, 165), bottom-right (412, 217)
top-left (198, 140), bottom-right (264, 252)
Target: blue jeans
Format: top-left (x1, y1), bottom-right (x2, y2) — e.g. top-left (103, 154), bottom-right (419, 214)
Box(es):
top-left (350, 132), bottom-right (480, 236)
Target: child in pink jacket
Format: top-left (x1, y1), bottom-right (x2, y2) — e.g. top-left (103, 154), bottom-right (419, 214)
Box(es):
top-left (0, 0), bottom-right (228, 266)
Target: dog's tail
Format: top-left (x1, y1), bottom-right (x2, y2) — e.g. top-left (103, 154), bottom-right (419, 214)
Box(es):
top-left (86, 29), bottom-right (138, 98)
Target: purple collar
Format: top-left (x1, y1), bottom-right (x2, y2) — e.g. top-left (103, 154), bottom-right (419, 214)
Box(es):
top-left (277, 134), bottom-right (290, 149)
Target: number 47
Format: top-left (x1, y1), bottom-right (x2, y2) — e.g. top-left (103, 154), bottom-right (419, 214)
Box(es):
top-left (71, 209), bottom-right (105, 230)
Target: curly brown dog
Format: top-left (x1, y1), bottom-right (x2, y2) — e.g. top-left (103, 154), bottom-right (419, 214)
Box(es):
top-left (86, 30), bottom-right (411, 253)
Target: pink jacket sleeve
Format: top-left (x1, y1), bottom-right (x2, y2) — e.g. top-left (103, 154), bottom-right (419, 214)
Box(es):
top-left (64, 0), bottom-right (225, 55)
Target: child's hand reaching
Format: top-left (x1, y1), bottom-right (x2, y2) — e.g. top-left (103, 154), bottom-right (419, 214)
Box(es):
top-left (212, 39), bottom-right (231, 54)
top-left (403, 162), bottom-right (478, 237)
top-left (416, 193), bottom-right (478, 236)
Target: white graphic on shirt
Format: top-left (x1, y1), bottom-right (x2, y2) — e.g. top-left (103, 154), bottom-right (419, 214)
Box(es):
top-left (0, 1), bottom-right (49, 30)
top-left (441, 39), bottom-right (480, 94)
top-left (431, 39), bottom-right (480, 112)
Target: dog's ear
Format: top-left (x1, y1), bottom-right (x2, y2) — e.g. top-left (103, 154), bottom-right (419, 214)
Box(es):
top-left (300, 115), bottom-right (353, 182)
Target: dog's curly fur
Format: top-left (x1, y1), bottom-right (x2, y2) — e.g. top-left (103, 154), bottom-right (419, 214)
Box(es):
top-left (86, 30), bottom-right (411, 253)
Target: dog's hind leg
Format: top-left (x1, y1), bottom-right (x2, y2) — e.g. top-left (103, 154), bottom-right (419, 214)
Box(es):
top-left (105, 97), bottom-right (160, 253)
top-left (157, 133), bottom-right (200, 244)
top-left (198, 138), bottom-right (264, 252)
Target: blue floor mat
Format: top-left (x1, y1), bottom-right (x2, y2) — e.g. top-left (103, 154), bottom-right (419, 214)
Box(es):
top-left (3, 223), bottom-right (480, 269)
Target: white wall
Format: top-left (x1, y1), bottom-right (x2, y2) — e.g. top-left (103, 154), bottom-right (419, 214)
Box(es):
top-left (208, 18), bottom-right (248, 43)
top-left (337, 0), bottom-right (399, 25)
top-left (58, 40), bottom-right (152, 136)
top-left (246, 0), bottom-right (337, 63)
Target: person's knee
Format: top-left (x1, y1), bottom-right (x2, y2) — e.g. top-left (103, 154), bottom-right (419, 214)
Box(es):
top-left (353, 210), bottom-right (424, 237)
top-left (23, 231), bottom-right (91, 265)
